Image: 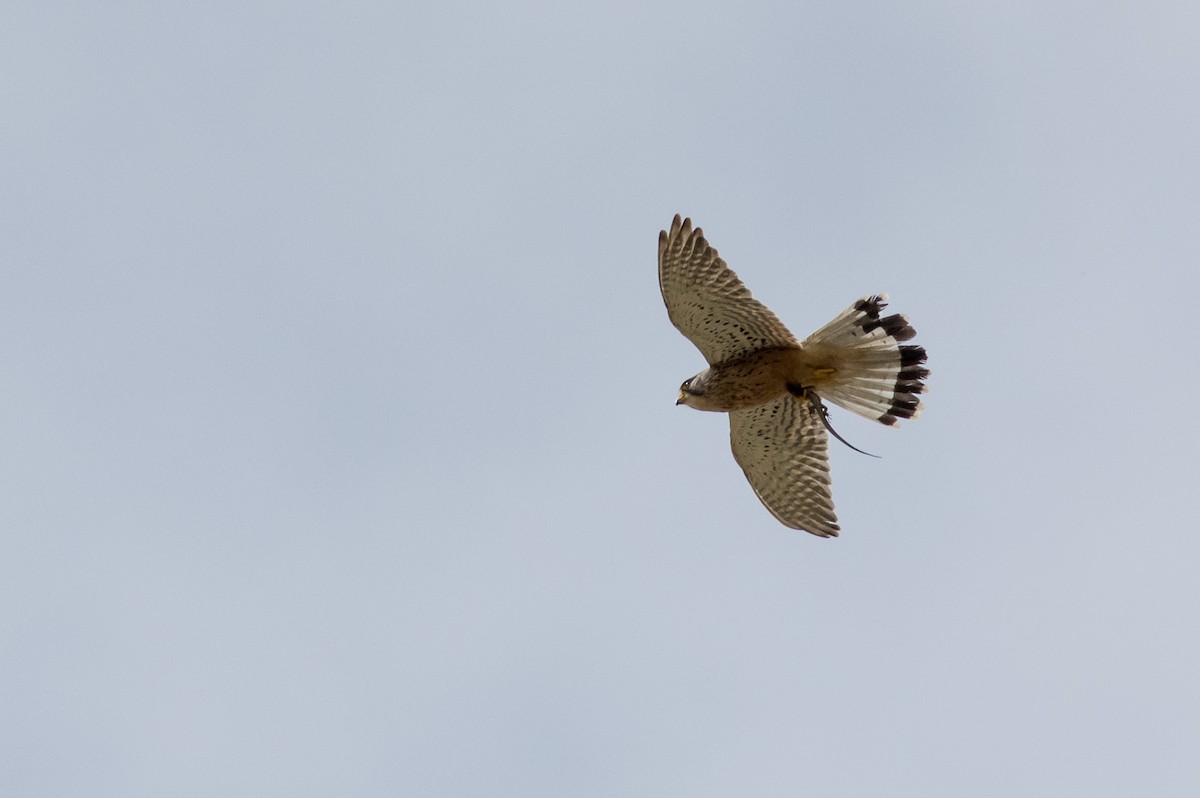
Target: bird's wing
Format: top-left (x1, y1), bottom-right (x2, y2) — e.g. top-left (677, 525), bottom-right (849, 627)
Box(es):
top-left (659, 214), bottom-right (799, 366)
top-left (729, 395), bottom-right (839, 537)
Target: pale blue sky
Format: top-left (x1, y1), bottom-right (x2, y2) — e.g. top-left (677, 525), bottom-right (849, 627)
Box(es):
top-left (3, 2), bottom-right (1199, 796)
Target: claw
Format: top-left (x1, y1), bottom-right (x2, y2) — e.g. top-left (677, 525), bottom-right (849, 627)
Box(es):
top-left (807, 392), bottom-right (881, 459)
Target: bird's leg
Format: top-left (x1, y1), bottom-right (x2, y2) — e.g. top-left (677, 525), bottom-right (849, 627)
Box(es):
top-left (789, 386), bottom-right (881, 459)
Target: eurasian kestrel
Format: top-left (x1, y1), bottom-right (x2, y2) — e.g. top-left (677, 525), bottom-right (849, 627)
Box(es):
top-left (659, 214), bottom-right (929, 537)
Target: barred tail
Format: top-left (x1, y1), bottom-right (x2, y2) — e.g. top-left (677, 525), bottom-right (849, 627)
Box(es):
top-left (802, 294), bottom-right (929, 426)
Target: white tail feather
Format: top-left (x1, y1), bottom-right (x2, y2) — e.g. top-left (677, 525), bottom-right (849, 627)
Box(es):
top-left (802, 295), bottom-right (929, 426)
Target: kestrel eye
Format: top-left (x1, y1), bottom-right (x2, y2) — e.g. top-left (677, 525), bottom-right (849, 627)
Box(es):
top-left (657, 213), bottom-right (928, 536)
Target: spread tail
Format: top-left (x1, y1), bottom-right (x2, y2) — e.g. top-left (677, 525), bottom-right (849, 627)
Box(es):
top-left (801, 295), bottom-right (929, 426)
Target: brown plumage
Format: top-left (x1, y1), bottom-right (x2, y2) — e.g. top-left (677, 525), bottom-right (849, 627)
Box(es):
top-left (659, 214), bottom-right (929, 537)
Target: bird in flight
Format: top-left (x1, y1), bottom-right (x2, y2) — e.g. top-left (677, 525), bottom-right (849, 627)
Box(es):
top-left (659, 214), bottom-right (929, 537)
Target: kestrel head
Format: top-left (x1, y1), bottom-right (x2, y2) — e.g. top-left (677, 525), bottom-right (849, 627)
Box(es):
top-left (676, 369), bottom-right (711, 408)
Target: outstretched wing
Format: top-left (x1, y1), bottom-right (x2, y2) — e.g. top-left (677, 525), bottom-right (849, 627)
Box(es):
top-left (729, 395), bottom-right (838, 537)
top-left (659, 214), bottom-right (798, 366)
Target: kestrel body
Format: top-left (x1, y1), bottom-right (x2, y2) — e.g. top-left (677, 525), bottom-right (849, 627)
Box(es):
top-left (659, 214), bottom-right (929, 537)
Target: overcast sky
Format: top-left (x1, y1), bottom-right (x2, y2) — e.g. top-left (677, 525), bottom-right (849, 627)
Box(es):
top-left (3, 2), bottom-right (1199, 796)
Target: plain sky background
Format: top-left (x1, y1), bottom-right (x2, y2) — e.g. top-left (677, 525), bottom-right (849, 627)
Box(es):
top-left (3, 2), bottom-right (1198, 796)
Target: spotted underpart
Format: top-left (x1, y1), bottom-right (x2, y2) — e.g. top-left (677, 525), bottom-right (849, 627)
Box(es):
top-left (658, 214), bottom-right (930, 537)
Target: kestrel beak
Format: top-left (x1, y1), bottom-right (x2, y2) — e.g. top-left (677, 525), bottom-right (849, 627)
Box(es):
top-left (676, 391), bottom-right (686, 405)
